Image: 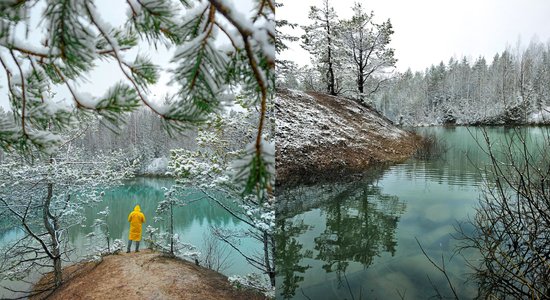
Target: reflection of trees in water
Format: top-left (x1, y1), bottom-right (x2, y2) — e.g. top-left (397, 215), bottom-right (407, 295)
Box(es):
top-left (275, 181), bottom-right (405, 298)
top-left (315, 184), bottom-right (405, 280)
top-left (407, 127), bottom-right (548, 187)
top-left (276, 167), bottom-right (390, 219)
top-left (275, 218), bottom-right (313, 299)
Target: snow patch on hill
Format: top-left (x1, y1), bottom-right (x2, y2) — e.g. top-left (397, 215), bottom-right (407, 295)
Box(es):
top-left (276, 89), bottom-right (418, 185)
top-left (142, 157), bottom-right (169, 175)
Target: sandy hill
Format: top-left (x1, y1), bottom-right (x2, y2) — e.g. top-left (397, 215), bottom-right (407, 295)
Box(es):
top-left (31, 250), bottom-right (267, 300)
top-left (276, 89), bottom-right (419, 185)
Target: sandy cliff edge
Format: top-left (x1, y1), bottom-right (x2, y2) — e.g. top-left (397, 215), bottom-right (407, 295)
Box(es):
top-left (31, 250), bottom-right (267, 300)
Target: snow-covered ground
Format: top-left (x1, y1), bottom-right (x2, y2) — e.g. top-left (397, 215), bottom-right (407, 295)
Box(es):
top-left (276, 89), bottom-right (417, 185)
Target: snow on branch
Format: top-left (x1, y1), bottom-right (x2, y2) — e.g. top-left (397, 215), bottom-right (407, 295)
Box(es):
top-left (0, 0), bottom-right (275, 200)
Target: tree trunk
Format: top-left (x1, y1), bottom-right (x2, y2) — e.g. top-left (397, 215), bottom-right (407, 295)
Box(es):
top-left (358, 69), bottom-right (364, 101)
top-left (357, 40), bottom-right (364, 99)
top-left (358, 72), bottom-right (364, 93)
top-left (262, 231), bottom-right (275, 287)
top-left (327, 57), bottom-right (335, 95)
top-left (170, 202), bottom-right (174, 255)
top-left (325, 13), bottom-right (336, 95)
top-left (270, 233), bottom-right (276, 287)
top-left (502, 63), bottom-right (507, 109)
top-left (44, 182), bottom-right (62, 287)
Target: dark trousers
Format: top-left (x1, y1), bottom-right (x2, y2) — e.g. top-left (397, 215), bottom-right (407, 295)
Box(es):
top-left (127, 240), bottom-right (140, 252)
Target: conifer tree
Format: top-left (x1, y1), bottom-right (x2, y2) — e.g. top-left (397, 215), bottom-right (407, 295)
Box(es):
top-left (339, 2), bottom-right (396, 101)
top-left (301, 0), bottom-right (340, 95)
top-left (0, 0), bottom-right (275, 196)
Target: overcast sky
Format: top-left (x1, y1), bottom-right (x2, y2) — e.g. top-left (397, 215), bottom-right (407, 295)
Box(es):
top-left (3, 0), bottom-right (550, 110)
top-left (278, 0), bottom-right (550, 72)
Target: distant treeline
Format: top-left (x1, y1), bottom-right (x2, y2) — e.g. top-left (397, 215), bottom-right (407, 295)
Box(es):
top-left (0, 107), bottom-right (196, 166)
top-left (375, 39), bottom-right (550, 125)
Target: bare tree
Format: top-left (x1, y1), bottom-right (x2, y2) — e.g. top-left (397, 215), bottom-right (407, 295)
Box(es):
top-left (456, 128), bottom-right (550, 299)
top-left (200, 230), bottom-right (233, 273)
top-left (0, 150), bottom-right (136, 297)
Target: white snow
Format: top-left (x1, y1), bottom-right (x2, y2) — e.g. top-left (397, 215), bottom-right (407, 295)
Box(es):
top-left (73, 90), bottom-right (100, 109)
top-left (277, 90), bottom-right (406, 153)
top-left (276, 89), bottom-right (413, 181)
top-left (125, 0), bottom-right (142, 18)
top-left (144, 157), bottom-right (169, 175)
top-left (252, 19), bottom-right (275, 61)
top-left (216, 0), bottom-right (255, 34)
top-left (527, 107), bottom-right (550, 124)
top-left (42, 99), bottom-right (72, 116)
top-left (0, 33), bottom-right (60, 57)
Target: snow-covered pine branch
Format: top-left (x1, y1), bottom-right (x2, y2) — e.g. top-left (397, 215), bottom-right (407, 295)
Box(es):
top-left (0, 0), bottom-right (275, 196)
top-left (168, 106), bottom-right (275, 287)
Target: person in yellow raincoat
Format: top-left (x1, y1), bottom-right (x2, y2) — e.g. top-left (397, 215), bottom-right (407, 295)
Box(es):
top-left (127, 205), bottom-right (146, 253)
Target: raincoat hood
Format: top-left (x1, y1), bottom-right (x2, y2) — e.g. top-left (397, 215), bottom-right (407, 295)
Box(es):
top-left (134, 205), bottom-right (141, 212)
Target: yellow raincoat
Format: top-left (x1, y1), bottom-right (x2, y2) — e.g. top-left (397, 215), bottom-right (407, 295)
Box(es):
top-left (128, 205), bottom-right (146, 241)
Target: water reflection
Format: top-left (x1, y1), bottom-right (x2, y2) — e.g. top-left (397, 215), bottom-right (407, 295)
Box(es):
top-left (276, 179), bottom-right (406, 299)
top-left (315, 185), bottom-right (404, 275)
top-left (275, 219), bottom-right (312, 299)
top-left (275, 127), bottom-right (547, 299)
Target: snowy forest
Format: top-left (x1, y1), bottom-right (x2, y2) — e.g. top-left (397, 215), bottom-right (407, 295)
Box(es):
top-left (375, 40), bottom-right (550, 126)
top-left (277, 0), bottom-right (550, 127)
top-left (0, 0), bottom-right (275, 298)
top-left (0, 106), bottom-right (196, 168)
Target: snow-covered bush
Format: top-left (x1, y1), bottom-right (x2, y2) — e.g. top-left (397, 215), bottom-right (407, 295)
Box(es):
top-left (147, 230), bottom-right (200, 261)
top-left (145, 225), bottom-right (160, 250)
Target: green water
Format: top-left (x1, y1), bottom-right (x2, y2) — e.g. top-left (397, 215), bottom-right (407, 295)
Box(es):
top-left (275, 127), bottom-right (549, 300)
top-left (0, 177), bottom-right (258, 298)
top-left (66, 177), bottom-right (256, 264)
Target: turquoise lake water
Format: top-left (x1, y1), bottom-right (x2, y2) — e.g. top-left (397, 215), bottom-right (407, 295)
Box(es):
top-left (0, 177), bottom-right (259, 298)
top-left (276, 127), bottom-right (549, 299)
